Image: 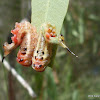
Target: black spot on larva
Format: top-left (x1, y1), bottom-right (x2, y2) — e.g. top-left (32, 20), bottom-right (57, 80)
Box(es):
top-left (37, 50), bottom-right (38, 53)
top-left (19, 59), bottom-right (23, 62)
top-left (21, 52), bottom-right (26, 55)
top-left (39, 65), bottom-right (42, 67)
top-left (35, 56), bottom-right (36, 59)
top-left (42, 51), bottom-right (44, 55)
top-left (33, 64), bottom-right (35, 67)
top-left (40, 57), bottom-right (43, 60)
top-left (23, 48), bottom-right (27, 51)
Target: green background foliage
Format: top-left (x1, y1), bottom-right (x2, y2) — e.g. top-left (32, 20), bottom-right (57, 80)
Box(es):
top-left (0, 0), bottom-right (100, 100)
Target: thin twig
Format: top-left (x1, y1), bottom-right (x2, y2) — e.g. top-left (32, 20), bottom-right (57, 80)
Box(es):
top-left (0, 54), bottom-right (37, 98)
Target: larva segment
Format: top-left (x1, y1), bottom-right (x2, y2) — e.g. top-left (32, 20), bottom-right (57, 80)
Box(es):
top-left (32, 30), bottom-right (52, 72)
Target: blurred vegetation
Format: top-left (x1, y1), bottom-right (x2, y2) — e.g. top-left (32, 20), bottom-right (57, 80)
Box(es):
top-left (0, 0), bottom-right (100, 100)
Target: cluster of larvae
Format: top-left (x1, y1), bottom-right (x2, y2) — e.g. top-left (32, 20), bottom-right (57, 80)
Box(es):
top-left (2, 21), bottom-right (78, 72)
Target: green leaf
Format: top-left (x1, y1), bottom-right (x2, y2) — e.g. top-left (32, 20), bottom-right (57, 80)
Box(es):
top-left (31, 0), bottom-right (69, 35)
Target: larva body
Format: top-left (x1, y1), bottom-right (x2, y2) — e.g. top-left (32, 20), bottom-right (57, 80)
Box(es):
top-left (32, 24), bottom-right (56, 72)
top-left (3, 21), bottom-right (38, 66)
top-left (15, 22), bottom-right (38, 66)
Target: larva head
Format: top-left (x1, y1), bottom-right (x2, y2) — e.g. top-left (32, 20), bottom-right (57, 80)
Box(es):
top-left (32, 50), bottom-right (49, 72)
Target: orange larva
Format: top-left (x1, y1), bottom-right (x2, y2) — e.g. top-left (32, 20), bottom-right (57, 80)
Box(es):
top-left (32, 24), bottom-right (56, 72)
top-left (3, 21), bottom-right (38, 67)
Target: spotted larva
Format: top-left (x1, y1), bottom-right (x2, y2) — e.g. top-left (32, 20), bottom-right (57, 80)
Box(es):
top-left (3, 21), bottom-right (38, 66)
top-left (32, 26), bottom-right (54, 71)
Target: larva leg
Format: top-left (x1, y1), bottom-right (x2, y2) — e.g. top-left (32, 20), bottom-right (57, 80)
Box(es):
top-left (41, 23), bottom-right (78, 57)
